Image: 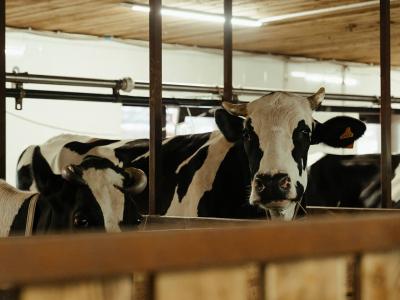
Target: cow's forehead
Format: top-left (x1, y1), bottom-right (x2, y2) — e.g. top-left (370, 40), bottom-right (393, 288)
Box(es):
top-left (81, 168), bottom-right (125, 232)
top-left (82, 167), bottom-right (124, 187)
top-left (247, 92), bottom-right (313, 130)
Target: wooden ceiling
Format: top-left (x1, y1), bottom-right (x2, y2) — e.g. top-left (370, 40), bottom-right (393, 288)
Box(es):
top-left (5, 0), bottom-right (400, 66)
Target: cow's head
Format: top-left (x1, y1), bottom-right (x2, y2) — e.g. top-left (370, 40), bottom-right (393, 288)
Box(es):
top-left (32, 147), bottom-right (147, 233)
top-left (216, 88), bottom-right (366, 218)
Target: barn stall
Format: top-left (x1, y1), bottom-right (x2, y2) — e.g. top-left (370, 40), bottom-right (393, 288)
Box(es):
top-left (1, 0), bottom-right (400, 299)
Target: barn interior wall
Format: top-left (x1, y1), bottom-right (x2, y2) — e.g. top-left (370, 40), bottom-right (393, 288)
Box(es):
top-left (5, 30), bottom-right (400, 184)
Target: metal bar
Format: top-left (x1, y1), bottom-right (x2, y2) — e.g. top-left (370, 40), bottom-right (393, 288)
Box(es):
top-left (7, 88), bottom-right (400, 115)
top-left (6, 74), bottom-right (400, 104)
top-left (224, 0), bottom-right (233, 102)
top-left (380, 0), bottom-right (392, 208)
top-left (5, 74), bottom-right (390, 102)
top-left (1, 214), bottom-right (400, 285)
top-left (0, 0), bottom-right (5, 179)
top-left (149, 0), bottom-right (162, 215)
top-left (6, 73), bottom-right (129, 90)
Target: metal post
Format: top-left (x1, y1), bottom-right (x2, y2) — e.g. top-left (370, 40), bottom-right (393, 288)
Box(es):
top-left (380, 0), bottom-right (391, 208)
top-left (149, 0), bottom-right (162, 215)
top-left (0, 0), bottom-right (5, 179)
top-left (224, 0), bottom-right (232, 102)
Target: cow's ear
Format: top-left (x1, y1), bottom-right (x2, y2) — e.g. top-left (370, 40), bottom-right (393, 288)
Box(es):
top-left (31, 146), bottom-right (62, 195)
top-left (215, 109), bottom-right (244, 142)
top-left (311, 116), bottom-right (366, 148)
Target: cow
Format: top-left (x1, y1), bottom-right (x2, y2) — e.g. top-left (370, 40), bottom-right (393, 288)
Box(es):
top-left (17, 88), bottom-right (366, 220)
top-left (305, 153), bottom-right (400, 208)
top-left (2, 147), bottom-right (146, 237)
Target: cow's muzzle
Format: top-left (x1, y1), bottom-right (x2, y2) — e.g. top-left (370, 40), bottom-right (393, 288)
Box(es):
top-left (253, 173), bottom-right (292, 205)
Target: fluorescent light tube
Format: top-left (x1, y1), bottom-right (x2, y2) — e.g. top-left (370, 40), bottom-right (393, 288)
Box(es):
top-left (126, 3), bottom-right (262, 27)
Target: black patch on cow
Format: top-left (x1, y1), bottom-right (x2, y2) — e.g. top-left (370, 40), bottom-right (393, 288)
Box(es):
top-left (16, 164), bottom-right (33, 191)
top-left (294, 181), bottom-right (306, 218)
top-left (243, 119), bottom-right (263, 178)
top-left (129, 133), bottom-right (212, 215)
top-left (177, 146), bottom-right (209, 202)
top-left (197, 141), bottom-right (267, 218)
top-left (65, 139), bottom-right (117, 155)
top-left (32, 147), bottom-right (63, 195)
top-left (114, 139), bottom-right (150, 164)
top-left (9, 196), bottom-right (32, 235)
top-left (311, 116), bottom-right (366, 147)
top-left (304, 154), bottom-right (400, 208)
top-left (120, 193), bottom-right (143, 228)
top-left (291, 120), bottom-right (311, 176)
top-left (215, 109), bottom-right (244, 142)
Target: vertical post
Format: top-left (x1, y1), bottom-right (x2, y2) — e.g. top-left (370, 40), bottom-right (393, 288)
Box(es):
top-left (224, 0), bottom-right (232, 102)
top-left (0, 0), bottom-right (6, 179)
top-left (149, 0), bottom-right (162, 215)
top-left (380, 0), bottom-right (391, 208)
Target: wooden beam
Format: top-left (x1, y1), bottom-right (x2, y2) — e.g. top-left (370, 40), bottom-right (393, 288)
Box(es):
top-left (380, 0), bottom-right (392, 208)
top-left (149, 0), bottom-right (162, 215)
top-left (1, 214), bottom-right (400, 285)
top-left (0, 0), bottom-right (5, 179)
top-left (307, 206), bottom-right (400, 215)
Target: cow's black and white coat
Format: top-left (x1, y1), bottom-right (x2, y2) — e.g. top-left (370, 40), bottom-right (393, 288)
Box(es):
top-left (17, 88), bottom-right (366, 220)
top-left (305, 153), bottom-right (400, 208)
top-left (2, 147), bottom-right (145, 237)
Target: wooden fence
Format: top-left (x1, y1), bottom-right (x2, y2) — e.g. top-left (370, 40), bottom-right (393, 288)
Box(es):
top-left (0, 213), bottom-right (400, 300)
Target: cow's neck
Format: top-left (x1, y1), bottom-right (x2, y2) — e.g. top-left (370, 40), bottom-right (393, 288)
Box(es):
top-left (0, 180), bottom-right (37, 237)
top-left (165, 131), bottom-right (235, 216)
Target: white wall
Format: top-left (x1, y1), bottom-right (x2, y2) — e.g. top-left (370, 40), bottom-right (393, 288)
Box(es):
top-left (5, 29), bottom-right (400, 184)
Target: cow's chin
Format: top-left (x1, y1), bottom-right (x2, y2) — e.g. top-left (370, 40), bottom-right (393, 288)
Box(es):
top-left (250, 198), bottom-right (294, 210)
top-left (264, 199), bottom-right (292, 209)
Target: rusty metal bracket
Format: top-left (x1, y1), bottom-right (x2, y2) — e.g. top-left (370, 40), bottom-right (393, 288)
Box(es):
top-left (15, 83), bottom-right (25, 110)
top-left (112, 87), bottom-right (121, 103)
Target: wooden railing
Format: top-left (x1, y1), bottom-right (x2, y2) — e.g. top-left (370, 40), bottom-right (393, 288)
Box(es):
top-left (0, 213), bottom-right (400, 299)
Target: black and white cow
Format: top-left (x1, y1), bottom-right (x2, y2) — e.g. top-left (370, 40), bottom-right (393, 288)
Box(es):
top-left (2, 147), bottom-right (146, 237)
top-left (17, 88), bottom-right (366, 220)
top-left (305, 153), bottom-right (400, 208)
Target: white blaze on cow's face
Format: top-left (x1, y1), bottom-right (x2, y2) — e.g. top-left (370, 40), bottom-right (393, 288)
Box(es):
top-left (82, 168), bottom-right (126, 232)
top-left (221, 88), bottom-right (325, 213)
top-left (245, 92), bottom-right (315, 208)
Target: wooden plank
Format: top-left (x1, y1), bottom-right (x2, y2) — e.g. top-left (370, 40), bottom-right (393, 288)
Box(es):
top-left (361, 250), bottom-right (400, 300)
top-left (307, 206), bottom-right (400, 216)
top-left (135, 215), bottom-right (264, 231)
top-left (20, 276), bottom-right (133, 300)
top-left (155, 264), bottom-right (261, 300)
top-left (0, 214), bottom-right (400, 285)
top-left (4, 0), bottom-right (400, 65)
top-left (265, 257), bottom-right (348, 300)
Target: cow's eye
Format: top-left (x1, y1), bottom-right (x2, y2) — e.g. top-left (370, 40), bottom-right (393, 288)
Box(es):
top-left (73, 212), bottom-right (89, 228)
top-left (301, 129), bottom-right (310, 135)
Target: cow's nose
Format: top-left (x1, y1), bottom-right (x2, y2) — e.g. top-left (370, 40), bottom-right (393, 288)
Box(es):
top-left (254, 173), bottom-right (291, 193)
top-left (278, 175), bottom-right (291, 191)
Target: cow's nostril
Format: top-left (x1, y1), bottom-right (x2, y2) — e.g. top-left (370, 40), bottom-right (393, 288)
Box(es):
top-left (279, 176), bottom-right (291, 191)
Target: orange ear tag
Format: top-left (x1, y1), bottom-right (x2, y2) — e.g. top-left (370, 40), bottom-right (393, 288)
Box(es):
top-left (340, 127), bottom-right (354, 140)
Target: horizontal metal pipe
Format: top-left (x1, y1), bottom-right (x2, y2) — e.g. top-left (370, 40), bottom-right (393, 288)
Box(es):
top-left (135, 81), bottom-right (400, 103)
top-left (6, 73), bottom-right (133, 92)
top-left (6, 88), bottom-right (400, 115)
top-left (6, 73), bottom-right (400, 104)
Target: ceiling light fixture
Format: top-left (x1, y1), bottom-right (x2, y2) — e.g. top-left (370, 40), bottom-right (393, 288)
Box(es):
top-left (125, 3), bottom-right (262, 27)
top-left (260, 0), bottom-right (387, 23)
